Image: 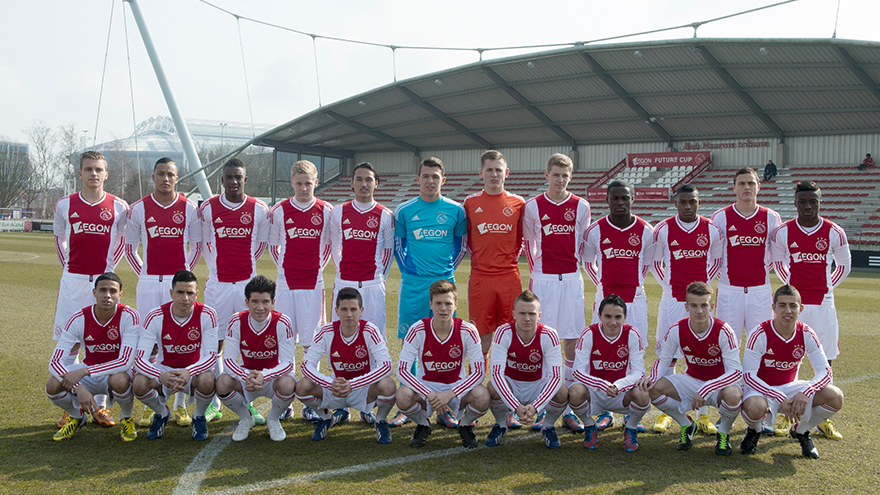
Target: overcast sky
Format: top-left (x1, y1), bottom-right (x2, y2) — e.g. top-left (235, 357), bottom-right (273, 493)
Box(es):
top-left (2, 0), bottom-right (878, 146)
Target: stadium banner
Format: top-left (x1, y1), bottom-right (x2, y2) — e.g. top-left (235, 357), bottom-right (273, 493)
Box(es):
top-left (586, 187), bottom-right (668, 201)
top-left (0, 219), bottom-right (26, 232)
top-left (628, 151), bottom-right (710, 168)
top-left (589, 158), bottom-right (627, 189)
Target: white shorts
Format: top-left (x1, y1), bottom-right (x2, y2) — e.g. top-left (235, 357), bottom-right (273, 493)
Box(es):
top-left (799, 294), bottom-right (839, 361)
top-left (592, 287), bottom-right (648, 346)
top-left (743, 381), bottom-right (815, 425)
top-left (331, 278), bottom-right (387, 341)
top-left (275, 284), bottom-right (327, 347)
top-left (656, 294), bottom-right (689, 358)
top-left (53, 273), bottom-right (100, 340)
top-left (223, 373), bottom-right (295, 404)
top-left (500, 377), bottom-right (560, 414)
top-left (204, 278), bottom-right (248, 335)
top-left (407, 379), bottom-right (462, 418)
top-left (70, 369), bottom-right (134, 409)
top-left (664, 373), bottom-right (726, 415)
top-left (715, 283), bottom-right (773, 345)
top-left (315, 384), bottom-right (371, 412)
top-left (587, 387), bottom-right (630, 416)
top-left (529, 272), bottom-right (586, 340)
top-left (136, 275), bottom-right (174, 321)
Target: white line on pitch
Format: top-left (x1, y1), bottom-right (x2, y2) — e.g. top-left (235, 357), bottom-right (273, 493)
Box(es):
top-left (0, 253), bottom-right (39, 261)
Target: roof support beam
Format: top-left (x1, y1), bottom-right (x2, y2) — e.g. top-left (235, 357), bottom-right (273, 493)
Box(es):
top-left (481, 66), bottom-right (576, 148)
top-left (258, 139), bottom-right (354, 158)
top-left (398, 86), bottom-right (492, 149)
top-left (324, 111), bottom-right (420, 155)
top-left (834, 46), bottom-right (880, 105)
top-left (696, 45), bottom-right (785, 141)
top-left (579, 52), bottom-right (674, 147)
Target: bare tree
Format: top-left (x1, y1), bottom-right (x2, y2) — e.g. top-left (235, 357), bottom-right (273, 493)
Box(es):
top-left (23, 121), bottom-right (61, 217)
top-left (0, 138), bottom-right (31, 208)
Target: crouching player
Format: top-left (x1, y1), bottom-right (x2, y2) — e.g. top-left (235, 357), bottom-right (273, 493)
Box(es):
top-left (487, 290), bottom-right (567, 449)
top-left (636, 282), bottom-right (742, 455)
top-left (134, 270), bottom-right (218, 440)
top-left (396, 280), bottom-right (489, 448)
top-left (217, 275), bottom-right (296, 442)
top-left (740, 284), bottom-right (843, 459)
top-left (569, 294), bottom-right (649, 452)
top-left (48, 272), bottom-right (139, 441)
top-left (296, 288), bottom-right (396, 443)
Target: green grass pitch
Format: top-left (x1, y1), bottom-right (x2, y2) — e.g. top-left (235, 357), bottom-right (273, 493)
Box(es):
top-left (1, 232), bottom-right (879, 494)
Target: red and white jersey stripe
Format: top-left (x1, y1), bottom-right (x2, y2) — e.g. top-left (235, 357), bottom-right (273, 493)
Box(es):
top-left (490, 321), bottom-right (562, 412)
top-left (328, 200), bottom-right (394, 282)
top-left (136, 301), bottom-right (218, 379)
top-left (224, 310), bottom-right (295, 382)
top-left (302, 320), bottom-right (392, 391)
top-left (573, 323), bottom-right (644, 393)
top-left (268, 197), bottom-right (333, 290)
top-left (125, 193), bottom-right (202, 276)
top-left (770, 218), bottom-right (851, 305)
top-left (582, 216), bottom-right (654, 302)
top-left (651, 215), bottom-right (723, 301)
top-left (200, 195), bottom-right (270, 283)
top-left (711, 204), bottom-right (781, 287)
top-left (523, 192), bottom-right (590, 275)
top-left (397, 317), bottom-right (484, 399)
top-left (53, 192), bottom-right (128, 275)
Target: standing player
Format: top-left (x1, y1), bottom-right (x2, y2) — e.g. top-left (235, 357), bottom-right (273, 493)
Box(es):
top-left (133, 270), bottom-right (219, 441)
top-left (217, 275), bottom-right (296, 442)
top-left (47, 273), bottom-right (139, 441)
top-left (201, 158), bottom-right (270, 423)
top-left (125, 157), bottom-right (201, 427)
top-left (396, 280), bottom-right (489, 449)
top-left (650, 184), bottom-right (722, 435)
top-left (52, 150), bottom-right (128, 428)
top-left (770, 180), bottom-right (850, 439)
top-left (523, 152), bottom-right (590, 433)
top-left (569, 294), bottom-right (650, 452)
top-left (486, 290), bottom-right (567, 449)
top-left (740, 285), bottom-right (843, 459)
top-left (296, 288), bottom-right (397, 443)
top-left (637, 282), bottom-right (742, 456)
top-left (581, 179), bottom-right (653, 431)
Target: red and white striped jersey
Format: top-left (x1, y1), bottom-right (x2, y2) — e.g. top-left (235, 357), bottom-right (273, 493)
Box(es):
top-left (223, 310), bottom-right (295, 381)
top-left (328, 200), bottom-right (393, 282)
top-left (49, 303), bottom-right (139, 383)
top-left (463, 190), bottom-right (525, 276)
top-left (53, 192), bottom-right (128, 275)
top-left (490, 321), bottom-right (562, 412)
top-left (125, 193), bottom-right (201, 276)
top-left (582, 216), bottom-right (654, 302)
top-left (200, 195), bottom-right (270, 283)
top-left (302, 320), bottom-right (392, 391)
top-left (136, 301), bottom-right (218, 379)
top-left (652, 215), bottom-right (723, 301)
top-left (398, 317), bottom-right (484, 398)
top-left (523, 192), bottom-right (591, 275)
top-left (770, 218), bottom-right (851, 305)
top-left (711, 204), bottom-right (781, 287)
top-left (743, 320), bottom-right (832, 402)
top-left (269, 197), bottom-right (333, 290)
top-left (573, 323), bottom-right (644, 393)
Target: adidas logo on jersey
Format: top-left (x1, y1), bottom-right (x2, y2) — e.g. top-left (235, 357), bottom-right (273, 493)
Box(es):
top-left (424, 350), bottom-right (433, 357)
top-left (164, 333), bottom-right (172, 340)
top-left (766, 348), bottom-right (774, 355)
top-left (508, 352), bottom-right (516, 358)
top-left (332, 351), bottom-right (340, 357)
top-left (70, 212), bottom-right (80, 218)
top-left (475, 207), bottom-right (483, 213)
top-left (542, 214), bottom-right (550, 220)
top-left (790, 242), bottom-right (799, 248)
top-left (241, 339), bottom-right (248, 346)
top-left (728, 225), bottom-right (737, 231)
top-left (592, 349), bottom-right (601, 355)
top-left (683, 346), bottom-right (691, 352)
top-left (286, 218), bottom-right (294, 224)
top-left (671, 240), bottom-right (679, 246)
top-left (85, 335), bottom-right (94, 341)
top-left (602, 238), bottom-right (611, 244)
top-left (147, 216), bottom-right (156, 223)
top-left (214, 217), bottom-right (223, 223)
top-left (412, 214), bottom-right (420, 221)
top-left (343, 219), bottom-right (351, 224)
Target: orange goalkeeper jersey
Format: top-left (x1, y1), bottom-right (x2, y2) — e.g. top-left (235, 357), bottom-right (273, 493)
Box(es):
top-left (463, 190), bottom-right (525, 276)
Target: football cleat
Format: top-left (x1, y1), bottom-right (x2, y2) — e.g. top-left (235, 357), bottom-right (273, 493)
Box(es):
top-left (91, 407), bottom-right (116, 427)
top-left (653, 413), bottom-right (672, 433)
top-left (120, 417), bottom-right (137, 442)
top-left (507, 412), bottom-right (522, 429)
top-left (817, 419), bottom-right (843, 440)
top-left (774, 416), bottom-right (794, 437)
top-left (676, 417), bottom-right (698, 451)
top-left (583, 424), bottom-right (598, 450)
top-left (595, 411), bottom-right (614, 431)
top-left (301, 406), bottom-right (321, 423)
top-left (232, 415), bottom-right (254, 442)
top-left (312, 417), bottom-right (333, 441)
top-left (531, 411), bottom-right (546, 430)
top-left (486, 424), bottom-right (508, 447)
top-left (138, 407), bottom-right (155, 427)
top-left (375, 420), bottom-right (392, 444)
top-left (174, 406), bottom-right (192, 427)
top-left (147, 411), bottom-right (170, 440)
top-left (542, 427), bottom-right (561, 450)
top-left (267, 418), bottom-right (286, 442)
top-left (248, 404), bottom-right (266, 425)
top-left (204, 405), bottom-right (223, 422)
top-left (563, 413), bottom-right (585, 433)
top-left (388, 410), bottom-right (408, 427)
top-left (623, 427), bottom-right (639, 452)
top-left (333, 408), bottom-right (350, 425)
top-left (53, 413), bottom-right (86, 441)
top-left (437, 411), bottom-right (459, 428)
top-left (624, 414), bottom-right (646, 433)
top-left (409, 424), bottom-right (432, 447)
top-left (790, 428), bottom-right (820, 459)
top-left (279, 405), bottom-right (294, 421)
top-left (361, 410), bottom-right (378, 426)
top-left (740, 428), bottom-right (761, 455)
top-left (458, 425), bottom-right (479, 449)
top-left (56, 411), bottom-right (70, 429)
top-left (696, 414), bottom-right (717, 435)
top-left (760, 421), bottom-right (775, 435)
top-left (191, 416), bottom-right (209, 441)
top-left (715, 432), bottom-right (732, 456)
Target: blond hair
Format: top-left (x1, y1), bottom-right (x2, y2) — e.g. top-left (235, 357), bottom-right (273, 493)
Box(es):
top-left (546, 153), bottom-right (572, 172)
top-left (291, 160), bottom-right (318, 179)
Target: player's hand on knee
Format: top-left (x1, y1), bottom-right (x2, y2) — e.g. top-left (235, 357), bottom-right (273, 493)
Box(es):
top-left (61, 368), bottom-right (89, 390)
top-left (691, 394), bottom-right (706, 410)
top-left (75, 386), bottom-right (97, 415)
top-left (605, 385), bottom-right (619, 398)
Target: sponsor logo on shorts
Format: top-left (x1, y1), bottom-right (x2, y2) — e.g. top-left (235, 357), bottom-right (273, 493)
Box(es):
top-left (148, 225), bottom-right (184, 238)
top-left (72, 221), bottom-right (111, 235)
top-left (477, 222), bottom-right (513, 235)
top-left (344, 228), bottom-right (378, 241)
top-left (672, 249), bottom-right (708, 260)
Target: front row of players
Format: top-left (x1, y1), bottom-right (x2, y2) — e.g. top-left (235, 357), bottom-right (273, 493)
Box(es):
top-left (48, 272), bottom-right (843, 458)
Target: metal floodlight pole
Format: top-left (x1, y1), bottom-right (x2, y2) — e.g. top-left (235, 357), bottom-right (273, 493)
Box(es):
top-left (124, 0), bottom-right (213, 199)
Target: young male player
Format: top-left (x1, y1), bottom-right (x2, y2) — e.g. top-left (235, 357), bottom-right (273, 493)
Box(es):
top-left (569, 294), bottom-right (650, 452)
top-left (201, 158), bottom-right (270, 423)
top-left (52, 151), bottom-right (128, 428)
top-left (47, 273), bottom-right (139, 441)
top-left (297, 288), bottom-right (397, 443)
top-left (636, 282), bottom-right (742, 456)
top-left (581, 179), bottom-right (653, 431)
top-left (217, 275), bottom-right (296, 442)
top-left (486, 290), bottom-right (566, 449)
top-left (125, 157), bottom-right (202, 427)
top-left (523, 152), bottom-right (591, 433)
top-left (650, 184), bottom-right (723, 435)
top-left (396, 280), bottom-right (489, 449)
top-left (770, 180), bottom-right (850, 440)
top-left (740, 285), bottom-right (843, 459)
top-left (134, 270), bottom-right (219, 441)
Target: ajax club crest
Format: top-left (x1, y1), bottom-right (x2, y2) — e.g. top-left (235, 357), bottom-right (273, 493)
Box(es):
top-left (240, 211), bottom-right (253, 225)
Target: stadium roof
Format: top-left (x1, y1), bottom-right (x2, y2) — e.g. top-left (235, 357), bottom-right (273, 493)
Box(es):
top-left (253, 38), bottom-right (880, 157)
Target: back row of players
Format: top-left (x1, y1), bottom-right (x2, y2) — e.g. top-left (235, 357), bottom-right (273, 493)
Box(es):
top-left (48, 150), bottom-right (849, 456)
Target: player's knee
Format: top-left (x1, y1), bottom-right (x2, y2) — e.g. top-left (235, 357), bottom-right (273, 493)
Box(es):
top-left (215, 375), bottom-right (235, 395)
top-left (822, 385), bottom-right (845, 409)
top-left (568, 384), bottom-right (588, 404)
top-left (470, 385), bottom-right (490, 409)
top-left (741, 397), bottom-right (767, 420)
top-left (195, 372), bottom-right (215, 393)
top-left (132, 375), bottom-right (151, 396)
top-left (108, 372), bottom-right (131, 392)
top-left (554, 384), bottom-right (569, 402)
top-left (274, 376), bottom-right (296, 396)
top-left (294, 377), bottom-right (318, 396)
top-left (629, 387), bottom-right (650, 407)
top-left (377, 377), bottom-right (396, 396)
top-left (46, 377), bottom-right (64, 395)
top-left (720, 386), bottom-right (742, 404)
